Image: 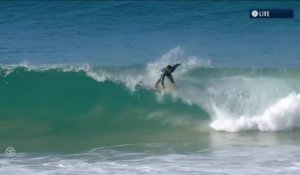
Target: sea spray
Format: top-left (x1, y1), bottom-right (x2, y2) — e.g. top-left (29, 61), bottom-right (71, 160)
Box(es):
top-left (210, 92), bottom-right (300, 132)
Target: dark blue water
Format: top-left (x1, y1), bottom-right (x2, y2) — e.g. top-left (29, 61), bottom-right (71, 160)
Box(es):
top-left (1, 1), bottom-right (299, 67)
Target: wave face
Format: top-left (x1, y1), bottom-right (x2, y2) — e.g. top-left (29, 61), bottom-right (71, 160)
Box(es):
top-left (1, 48), bottom-right (300, 151)
top-left (0, 67), bottom-right (209, 151)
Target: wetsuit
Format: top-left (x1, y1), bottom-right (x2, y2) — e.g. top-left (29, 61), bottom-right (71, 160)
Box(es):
top-left (155, 63), bottom-right (181, 88)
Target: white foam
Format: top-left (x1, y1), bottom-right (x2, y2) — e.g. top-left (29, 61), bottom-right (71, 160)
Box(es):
top-left (210, 92), bottom-right (300, 132)
top-left (1, 144), bottom-right (300, 175)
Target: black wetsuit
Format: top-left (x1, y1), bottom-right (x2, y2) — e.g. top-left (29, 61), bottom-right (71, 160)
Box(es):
top-left (155, 63), bottom-right (181, 88)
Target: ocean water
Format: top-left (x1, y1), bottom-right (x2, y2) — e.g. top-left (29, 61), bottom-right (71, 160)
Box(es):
top-left (1, 1), bottom-right (300, 175)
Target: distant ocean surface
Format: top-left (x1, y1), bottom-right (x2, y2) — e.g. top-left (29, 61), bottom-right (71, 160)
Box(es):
top-left (1, 1), bottom-right (300, 175)
top-left (1, 1), bottom-right (300, 67)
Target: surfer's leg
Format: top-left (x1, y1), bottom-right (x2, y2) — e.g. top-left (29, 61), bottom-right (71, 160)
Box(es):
top-left (161, 75), bottom-right (166, 88)
top-left (166, 74), bottom-right (174, 84)
top-left (155, 79), bottom-right (161, 88)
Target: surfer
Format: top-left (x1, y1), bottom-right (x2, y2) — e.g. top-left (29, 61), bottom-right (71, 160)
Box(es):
top-left (155, 63), bottom-right (181, 89)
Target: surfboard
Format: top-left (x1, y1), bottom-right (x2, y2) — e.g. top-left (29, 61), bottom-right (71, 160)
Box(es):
top-left (150, 86), bottom-right (162, 92)
top-left (148, 84), bottom-right (165, 92)
top-left (150, 84), bottom-right (177, 93)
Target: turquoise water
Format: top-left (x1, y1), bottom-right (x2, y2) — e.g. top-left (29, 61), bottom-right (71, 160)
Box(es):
top-left (1, 1), bottom-right (300, 174)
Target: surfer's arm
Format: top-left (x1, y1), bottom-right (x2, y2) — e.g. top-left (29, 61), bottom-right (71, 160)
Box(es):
top-left (171, 63), bottom-right (181, 72)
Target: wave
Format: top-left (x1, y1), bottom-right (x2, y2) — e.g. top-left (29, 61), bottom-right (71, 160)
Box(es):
top-left (1, 47), bottom-right (300, 138)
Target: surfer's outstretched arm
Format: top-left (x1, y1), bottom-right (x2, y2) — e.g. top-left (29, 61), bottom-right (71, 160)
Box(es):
top-left (172, 63), bottom-right (181, 70)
